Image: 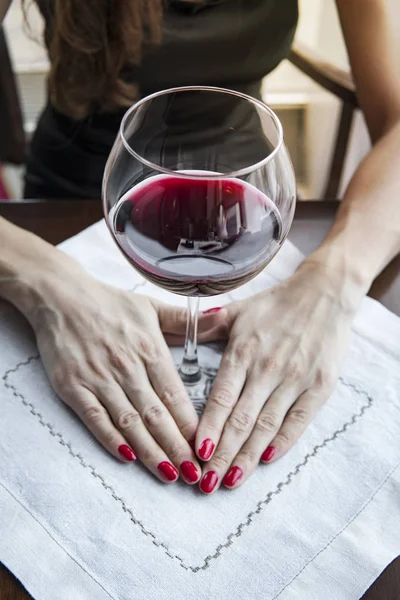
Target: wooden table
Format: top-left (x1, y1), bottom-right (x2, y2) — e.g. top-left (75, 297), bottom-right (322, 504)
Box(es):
top-left (0, 199), bottom-right (399, 600)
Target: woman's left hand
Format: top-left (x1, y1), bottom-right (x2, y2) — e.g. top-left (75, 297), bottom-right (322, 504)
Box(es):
top-left (194, 260), bottom-right (363, 494)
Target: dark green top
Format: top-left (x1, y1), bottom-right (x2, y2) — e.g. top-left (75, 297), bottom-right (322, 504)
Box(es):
top-left (25, 0), bottom-right (298, 198)
top-left (139, 0), bottom-right (298, 95)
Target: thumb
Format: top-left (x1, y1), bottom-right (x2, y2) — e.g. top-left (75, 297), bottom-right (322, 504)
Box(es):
top-left (197, 306), bottom-right (230, 334)
top-left (197, 303), bottom-right (241, 340)
top-left (154, 301), bottom-right (188, 335)
top-left (155, 301), bottom-right (230, 336)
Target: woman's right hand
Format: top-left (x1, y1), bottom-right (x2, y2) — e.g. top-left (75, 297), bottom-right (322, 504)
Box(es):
top-left (16, 251), bottom-right (219, 485)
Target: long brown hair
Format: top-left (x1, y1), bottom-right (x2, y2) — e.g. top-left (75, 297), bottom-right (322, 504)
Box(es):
top-left (25, 0), bottom-right (202, 119)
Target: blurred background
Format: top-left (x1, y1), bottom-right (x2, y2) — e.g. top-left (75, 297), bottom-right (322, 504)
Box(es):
top-left (1, 0), bottom-right (370, 200)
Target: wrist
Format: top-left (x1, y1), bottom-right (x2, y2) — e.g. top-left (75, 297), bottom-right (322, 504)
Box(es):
top-left (307, 238), bottom-right (373, 289)
top-left (298, 243), bottom-right (370, 315)
top-left (0, 225), bottom-right (82, 325)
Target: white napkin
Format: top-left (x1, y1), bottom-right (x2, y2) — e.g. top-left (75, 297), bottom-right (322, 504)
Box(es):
top-left (1, 220), bottom-right (399, 600)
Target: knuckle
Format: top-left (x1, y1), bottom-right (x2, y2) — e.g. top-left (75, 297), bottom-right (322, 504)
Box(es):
top-left (286, 406), bottom-right (309, 426)
top-left (57, 383), bottom-right (83, 410)
top-left (109, 349), bottom-right (129, 372)
top-left (210, 385), bottom-right (236, 410)
top-left (86, 357), bottom-right (107, 379)
top-left (52, 363), bottom-right (78, 393)
top-left (275, 429), bottom-right (292, 445)
top-left (211, 453), bottom-right (230, 469)
top-left (82, 403), bottom-right (106, 425)
top-left (140, 447), bottom-right (152, 463)
top-left (52, 372), bottom-right (67, 395)
top-left (258, 355), bottom-right (279, 374)
top-left (314, 368), bottom-right (336, 392)
top-left (238, 447), bottom-right (257, 463)
top-left (136, 334), bottom-right (161, 365)
top-left (94, 381), bottom-right (121, 401)
top-left (116, 409), bottom-right (141, 431)
top-left (255, 410), bottom-right (281, 434)
top-left (143, 404), bottom-right (167, 428)
top-left (230, 338), bottom-right (258, 364)
top-left (160, 384), bottom-right (186, 408)
top-left (104, 429), bottom-right (119, 447)
top-left (166, 442), bottom-right (185, 461)
top-left (227, 411), bottom-right (255, 435)
top-left (286, 360), bottom-right (304, 381)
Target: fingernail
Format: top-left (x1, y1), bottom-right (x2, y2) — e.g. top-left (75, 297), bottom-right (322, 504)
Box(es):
top-left (261, 446), bottom-right (276, 462)
top-left (200, 471), bottom-right (219, 494)
top-left (180, 461), bottom-right (200, 484)
top-left (158, 461), bottom-right (179, 482)
top-left (118, 444), bottom-right (137, 462)
top-left (198, 438), bottom-right (215, 461)
top-left (202, 307), bottom-right (223, 315)
top-left (223, 466), bottom-right (243, 487)
top-left (189, 437), bottom-right (196, 451)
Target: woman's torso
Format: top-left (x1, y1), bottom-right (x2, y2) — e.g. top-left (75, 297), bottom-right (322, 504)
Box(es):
top-left (25, 0), bottom-right (298, 199)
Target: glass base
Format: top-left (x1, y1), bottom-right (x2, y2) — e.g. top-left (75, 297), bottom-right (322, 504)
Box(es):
top-left (177, 365), bottom-right (217, 416)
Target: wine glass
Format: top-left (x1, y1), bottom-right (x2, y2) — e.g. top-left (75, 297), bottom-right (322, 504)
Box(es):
top-left (102, 86), bottom-right (296, 400)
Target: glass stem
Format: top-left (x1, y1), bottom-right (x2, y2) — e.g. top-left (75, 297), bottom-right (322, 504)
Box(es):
top-left (179, 297), bottom-right (201, 384)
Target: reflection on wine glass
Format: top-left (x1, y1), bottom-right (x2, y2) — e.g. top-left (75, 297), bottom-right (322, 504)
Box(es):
top-left (103, 86), bottom-right (296, 397)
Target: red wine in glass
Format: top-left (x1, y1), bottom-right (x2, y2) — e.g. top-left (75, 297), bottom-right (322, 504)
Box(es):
top-left (111, 173), bottom-right (282, 296)
top-left (103, 86), bottom-right (296, 393)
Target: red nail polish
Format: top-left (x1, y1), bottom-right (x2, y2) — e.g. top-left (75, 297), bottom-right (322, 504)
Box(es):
top-left (189, 438), bottom-right (196, 451)
top-left (200, 471), bottom-right (219, 494)
top-left (158, 461), bottom-right (179, 481)
top-left (261, 446), bottom-right (276, 462)
top-left (223, 466), bottom-right (243, 487)
top-left (202, 307), bottom-right (223, 315)
top-left (118, 444), bottom-right (137, 462)
top-left (180, 461), bottom-right (200, 483)
top-left (198, 438), bottom-right (215, 461)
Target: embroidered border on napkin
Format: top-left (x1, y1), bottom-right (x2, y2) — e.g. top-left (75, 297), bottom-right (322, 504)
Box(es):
top-left (3, 354), bottom-right (374, 573)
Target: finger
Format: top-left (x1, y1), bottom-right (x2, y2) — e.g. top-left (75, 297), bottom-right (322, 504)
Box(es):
top-left (144, 336), bottom-right (199, 443)
top-left (263, 389), bottom-right (325, 463)
top-left (154, 302), bottom-right (188, 335)
top-left (221, 383), bottom-right (302, 490)
top-left (196, 342), bottom-right (248, 469)
top-left (95, 381), bottom-right (183, 483)
top-left (164, 323), bottom-right (228, 347)
top-left (121, 363), bottom-right (202, 484)
top-left (201, 369), bottom-right (282, 492)
top-left (155, 302), bottom-right (228, 336)
top-left (66, 386), bottom-right (137, 463)
top-left (198, 307), bottom-right (229, 334)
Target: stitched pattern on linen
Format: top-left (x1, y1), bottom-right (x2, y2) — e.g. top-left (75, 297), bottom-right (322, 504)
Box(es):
top-left (3, 356), bottom-right (374, 572)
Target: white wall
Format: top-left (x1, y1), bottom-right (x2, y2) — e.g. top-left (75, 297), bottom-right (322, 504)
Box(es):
top-left (292, 0), bottom-right (368, 198)
top-left (4, 0), bottom-right (47, 69)
top-left (262, 0), bottom-right (369, 198)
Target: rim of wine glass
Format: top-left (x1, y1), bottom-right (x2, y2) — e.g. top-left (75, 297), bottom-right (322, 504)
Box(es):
top-left (119, 85), bottom-right (284, 179)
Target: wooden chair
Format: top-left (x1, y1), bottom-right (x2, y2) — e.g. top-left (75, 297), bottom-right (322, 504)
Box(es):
top-left (0, 27), bottom-right (357, 197)
top-left (288, 41), bottom-right (358, 199)
top-left (0, 25), bottom-right (25, 165)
